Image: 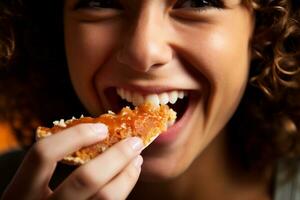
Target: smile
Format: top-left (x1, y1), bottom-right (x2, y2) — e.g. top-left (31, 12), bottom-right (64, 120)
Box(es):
top-left (105, 86), bottom-right (190, 123)
top-left (102, 85), bottom-right (199, 145)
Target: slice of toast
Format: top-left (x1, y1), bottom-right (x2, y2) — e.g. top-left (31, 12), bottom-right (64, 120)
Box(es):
top-left (36, 103), bottom-right (176, 165)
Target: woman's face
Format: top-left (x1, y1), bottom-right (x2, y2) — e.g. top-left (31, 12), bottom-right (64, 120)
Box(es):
top-left (64, 0), bottom-right (254, 180)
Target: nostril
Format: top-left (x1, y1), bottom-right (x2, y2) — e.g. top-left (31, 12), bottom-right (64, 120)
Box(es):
top-left (151, 63), bottom-right (164, 69)
top-left (116, 50), bottom-right (154, 73)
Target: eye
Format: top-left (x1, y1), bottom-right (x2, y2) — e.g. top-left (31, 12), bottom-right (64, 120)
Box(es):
top-left (74, 0), bottom-right (123, 10)
top-left (173, 0), bottom-right (224, 10)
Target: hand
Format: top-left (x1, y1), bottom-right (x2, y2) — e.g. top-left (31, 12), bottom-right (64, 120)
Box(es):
top-left (1, 123), bottom-right (144, 200)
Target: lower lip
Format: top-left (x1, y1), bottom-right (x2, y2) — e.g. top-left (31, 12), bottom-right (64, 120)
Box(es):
top-left (153, 98), bottom-right (195, 144)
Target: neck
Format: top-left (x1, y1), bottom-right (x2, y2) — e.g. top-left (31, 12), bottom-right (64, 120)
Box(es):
top-left (130, 131), bottom-right (273, 200)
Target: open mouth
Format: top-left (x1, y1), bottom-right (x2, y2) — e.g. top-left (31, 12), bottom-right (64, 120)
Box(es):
top-left (104, 87), bottom-right (190, 122)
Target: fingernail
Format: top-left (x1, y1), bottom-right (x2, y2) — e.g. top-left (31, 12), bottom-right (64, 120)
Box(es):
top-left (128, 137), bottom-right (144, 151)
top-left (133, 155), bottom-right (143, 168)
top-left (88, 123), bottom-right (108, 138)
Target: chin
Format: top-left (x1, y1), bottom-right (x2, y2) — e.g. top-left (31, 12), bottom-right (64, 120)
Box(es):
top-left (138, 154), bottom-right (190, 182)
top-left (139, 167), bottom-right (181, 182)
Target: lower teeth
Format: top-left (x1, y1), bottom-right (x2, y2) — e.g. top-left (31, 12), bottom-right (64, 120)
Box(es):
top-left (168, 96), bottom-right (189, 120)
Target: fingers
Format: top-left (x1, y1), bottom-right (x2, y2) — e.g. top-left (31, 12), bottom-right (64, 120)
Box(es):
top-left (50, 137), bottom-right (144, 200)
top-left (89, 155), bottom-right (143, 200)
top-left (31, 123), bottom-right (108, 165)
top-left (2, 123), bottom-right (108, 199)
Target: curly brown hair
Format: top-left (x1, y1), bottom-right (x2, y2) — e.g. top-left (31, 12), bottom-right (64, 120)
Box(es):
top-left (228, 0), bottom-right (300, 171)
top-left (0, 0), bottom-right (300, 173)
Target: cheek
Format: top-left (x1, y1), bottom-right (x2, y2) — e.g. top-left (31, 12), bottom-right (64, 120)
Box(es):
top-left (65, 23), bottom-right (121, 80)
top-left (180, 27), bottom-right (250, 99)
top-left (64, 21), bottom-right (121, 114)
top-left (203, 12), bottom-right (253, 99)
top-left (176, 22), bottom-right (251, 137)
top-left (200, 29), bottom-right (250, 135)
top-left (207, 31), bottom-right (250, 93)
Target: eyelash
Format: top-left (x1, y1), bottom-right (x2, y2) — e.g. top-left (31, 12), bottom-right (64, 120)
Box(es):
top-left (74, 0), bottom-right (123, 10)
top-left (74, 0), bottom-right (224, 11)
top-left (174, 0), bottom-right (224, 10)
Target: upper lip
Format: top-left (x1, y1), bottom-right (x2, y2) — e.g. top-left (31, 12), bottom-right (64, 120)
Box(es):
top-left (111, 84), bottom-right (191, 95)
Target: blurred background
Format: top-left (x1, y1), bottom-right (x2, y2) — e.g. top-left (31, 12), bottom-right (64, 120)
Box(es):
top-left (0, 123), bottom-right (18, 153)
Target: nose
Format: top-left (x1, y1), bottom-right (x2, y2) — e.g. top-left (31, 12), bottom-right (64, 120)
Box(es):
top-left (116, 9), bottom-right (172, 72)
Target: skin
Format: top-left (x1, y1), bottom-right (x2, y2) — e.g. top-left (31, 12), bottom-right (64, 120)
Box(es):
top-left (2, 0), bottom-right (273, 199)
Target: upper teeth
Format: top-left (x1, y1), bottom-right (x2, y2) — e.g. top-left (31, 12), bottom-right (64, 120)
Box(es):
top-left (116, 88), bottom-right (187, 106)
